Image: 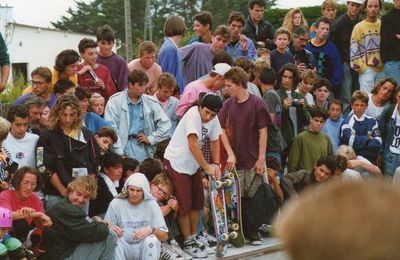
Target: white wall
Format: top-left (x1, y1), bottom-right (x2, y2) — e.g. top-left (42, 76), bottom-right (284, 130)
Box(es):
top-left (7, 23), bottom-right (95, 80)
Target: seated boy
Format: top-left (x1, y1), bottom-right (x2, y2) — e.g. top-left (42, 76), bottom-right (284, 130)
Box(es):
top-left (94, 127), bottom-right (118, 155)
top-left (331, 154), bottom-right (362, 181)
top-left (340, 90), bottom-right (382, 163)
top-left (280, 156), bottom-right (336, 200)
top-left (89, 93), bottom-right (105, 117)
top-left (313, 78), bottom-right (332, 111)
top-left (321, 99), bottom-right (343, 153)
top-left (288, 106), bottom-right (332, 172)
top-left (150, 173), bottom-right (192, 260)
top-left (266, 157), bottom-right (284, 202)
top-left (295, 69), bottom-right (317, 106)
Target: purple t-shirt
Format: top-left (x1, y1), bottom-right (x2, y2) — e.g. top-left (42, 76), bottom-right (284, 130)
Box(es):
top-left (97, 52), bottom-right (128, 92)
top-left (219, 94), bottom-right (271, 170)
top-left (180, 42), bottom-right (213, 86)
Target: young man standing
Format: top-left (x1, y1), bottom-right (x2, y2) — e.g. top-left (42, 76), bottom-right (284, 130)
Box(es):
top-left (104, 70), bottom-right (171, 162)
top-left (77, 38), bottom-right (117, 102)
top-left (96, 25), bottom-right (129, 92)
top-left (226, 11), bottom-right (257, 61)
top-left (128, 41), bottom-right (162, 96)
top-left (306, 16), bottom-right (343, 96)
top-left (288, 106), bottom-right (333, 172)
top-left (15, 67), bottom-right (57, 108)
top-left (163, 93), bottom-right (223, 258)
top-left (330, 0), bottom-right (363, 113)
top-left (180, 25), bottom-right (231, 86)
top-left (219, 67), bottom-right (271, 245)
top-left (4, 105), bottom-right (39, 168)
top-left (188, 11), bottom-right (213, 44)
top-left (350, 0), bottom-right (384, 93)
top-left (242, 0), bottom-right (276, 50)
top-left (381, 0), bottom-right (400, 84)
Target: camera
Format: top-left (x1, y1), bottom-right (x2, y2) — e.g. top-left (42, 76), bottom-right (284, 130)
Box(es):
top-left (292, 98), bottom-right (302, 108)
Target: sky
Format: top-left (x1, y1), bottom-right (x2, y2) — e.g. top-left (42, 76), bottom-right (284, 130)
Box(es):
top-left (0, 0), bottom-right (345, 28)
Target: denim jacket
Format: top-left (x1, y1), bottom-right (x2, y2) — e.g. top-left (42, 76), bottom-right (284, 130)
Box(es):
top-left (104, 90), bottom-right (171, 157)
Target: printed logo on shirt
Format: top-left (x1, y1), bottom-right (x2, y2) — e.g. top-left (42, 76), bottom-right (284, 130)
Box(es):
top-left (200, 126), bottom-right (209, 148)
top-left (390, 126), bottom-right (400, 149)
top-left (15, 152), bottom-right (25, 160)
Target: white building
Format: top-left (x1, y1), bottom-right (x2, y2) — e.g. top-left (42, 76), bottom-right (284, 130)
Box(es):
top-left (0, 5), bottom-right (96, 81)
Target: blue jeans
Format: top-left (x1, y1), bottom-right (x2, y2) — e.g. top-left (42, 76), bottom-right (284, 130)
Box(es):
top-left (383, 150), bottom-right (400, 178)
top-left (340, 63), bottom-right (359, 115)
top-left (384, 61), bottom-right (400, 85)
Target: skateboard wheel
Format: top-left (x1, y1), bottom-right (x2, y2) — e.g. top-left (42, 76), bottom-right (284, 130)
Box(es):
top-left (221, 233), bottom-right (229, 241)
top-left (229, 231), bottom-right (238, 239)
top-left (215, 181), bottom-right (223, 188)
top-left (225, 179), bottom-right (233, 187)
top-left (231, 223), bottom-right (239, 231)
top-left (227, 173), bottom-right (234, 179)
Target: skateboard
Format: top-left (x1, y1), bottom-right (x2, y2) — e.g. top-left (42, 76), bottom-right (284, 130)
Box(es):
top-left (223, 168), bottom-right (246, 248)
top-left (209, 175), bottom-right (230, 258)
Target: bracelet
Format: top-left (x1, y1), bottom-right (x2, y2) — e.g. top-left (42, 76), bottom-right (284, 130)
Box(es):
top-left (212, 163), bottom-right (221, 167)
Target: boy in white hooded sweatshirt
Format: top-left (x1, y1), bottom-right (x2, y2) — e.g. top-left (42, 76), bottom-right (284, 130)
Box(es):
top-left (105, 173), bottom-right (168, 260)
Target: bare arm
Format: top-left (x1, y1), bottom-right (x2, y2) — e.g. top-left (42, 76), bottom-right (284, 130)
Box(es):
top-left (254, 127), bottom-right (267, 175)
top-left (0, 65), bottom-right (10, 92)
top-left (210, 139), bottom-right (220, 165)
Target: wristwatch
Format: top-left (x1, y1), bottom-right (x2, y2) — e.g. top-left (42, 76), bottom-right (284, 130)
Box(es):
top-left (151, 227), bottom-right (156, 234)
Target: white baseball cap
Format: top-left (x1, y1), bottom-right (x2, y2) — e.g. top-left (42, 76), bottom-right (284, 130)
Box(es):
top-left (347, 0), bottom-right (363, 4)
top-left (211, 63), bottom-right (232, 76)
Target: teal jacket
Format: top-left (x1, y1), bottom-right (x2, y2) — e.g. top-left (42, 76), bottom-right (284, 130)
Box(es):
top-left (277, 87), bottom-right (310, 147)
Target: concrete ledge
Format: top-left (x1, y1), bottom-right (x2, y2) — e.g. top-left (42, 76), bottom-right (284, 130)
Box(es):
top-left (207, 238), bottom-right (283, 260)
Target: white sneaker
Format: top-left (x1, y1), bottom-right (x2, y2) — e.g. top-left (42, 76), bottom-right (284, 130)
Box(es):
top-left (195, 235), bottom-right (214, 255)
top-left (170, 239), bottom-right (193, 259)
top-left (202, 232), bottom-right (217, 247)
top-left (161, 243), bottom-right (179, 260)
top-left (184, 238), bottom-right (207, 258)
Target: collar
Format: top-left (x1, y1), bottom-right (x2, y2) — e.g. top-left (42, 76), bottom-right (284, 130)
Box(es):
top-left (127, 94), bottom-right (142, 105)
top-left (391, 104), bottom-right (399, 120)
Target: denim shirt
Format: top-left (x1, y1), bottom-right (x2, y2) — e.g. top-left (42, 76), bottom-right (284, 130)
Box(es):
top-left (126, 95), bottom-right (145, 135)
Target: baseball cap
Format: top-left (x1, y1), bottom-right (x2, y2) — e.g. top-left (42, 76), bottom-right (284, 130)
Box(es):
top-left (211, 63), bottom-right (231, 76)
top-left (347, 0), bottom-right (363, 4)
top-left (199, 92), bottom-right (223, 113)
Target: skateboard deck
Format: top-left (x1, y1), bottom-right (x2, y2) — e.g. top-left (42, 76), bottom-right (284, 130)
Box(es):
top-left (209, 175), bottom-right (229, 258)
top-left (224, 168), bottom-right (246, 248)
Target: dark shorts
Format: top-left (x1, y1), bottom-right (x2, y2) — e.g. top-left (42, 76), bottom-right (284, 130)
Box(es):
top-left (164, 159), bottom-right (204, 216)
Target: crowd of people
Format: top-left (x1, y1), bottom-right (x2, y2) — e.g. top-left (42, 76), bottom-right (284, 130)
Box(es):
top-left (0, 0), bottom-right (398, 259)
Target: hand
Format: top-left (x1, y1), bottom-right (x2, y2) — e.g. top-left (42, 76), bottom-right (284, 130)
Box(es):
top-left (205, 164), bottom-right (221, 180)
top-left (203, 206), bottom-right (209, 217)
top-left (133, 227), bottom-right (152, 240)
top-left (299, 99), bottom-right (305, 106)
top-left (254, 159), bottom-right (266, 176)
top-left (0, 149), bottom-right (8, 163)
top-left (267, 169), bottom-right (277, 184)
top-left (167, 198), bottom-right (178, 212)
top-left (347, 160), bottom-right (360, 169)
top-left (376, 155), bottom-right (383, 167)
top-left (96, 79), bottom-right (105, 90)
top-left (60, 188), bottom-right (68, 197)
top-left (105, 221), bottom-right (124, 237)
top-left (20, 207), bottom-right (35, 218)
top-left (39, 213), bottom-right (52, 227)
top-left (137, 134), bottom-right (150, 144)
top-left (78, 65), bottom-right (92, 75)
top-left (0, 82), bottom-right (6, 93)
top-left (396, 34), bottom-right (400, 39)
top-left (283, 97), bottom-right (292, 109)
top-left (239, 34), bottom-right (248, 51)
top-left (225, 153), bottom-right (236, 171)
top-left (296, 63), bottom-right (306, 72)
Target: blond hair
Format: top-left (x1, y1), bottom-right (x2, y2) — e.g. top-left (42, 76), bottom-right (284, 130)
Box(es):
top-left (67, 176), bottom-right (97, 199)
top-left (335, 145), bottom-right (356, 160)
top-left (282, 8), bottom-right (308, 33)
top-left (48, 95), bottom-right (82, 130)
top-left (0, 117), bottom-right (10, 141)
top-left (151, 173), bottom-right (174, 195)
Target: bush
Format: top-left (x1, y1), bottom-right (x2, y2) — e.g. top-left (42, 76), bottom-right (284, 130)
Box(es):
top-left (0, 72), bottom-right (26, 104)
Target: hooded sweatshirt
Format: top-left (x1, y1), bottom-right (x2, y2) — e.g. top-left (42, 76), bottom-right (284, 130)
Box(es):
top-left (104, 173), bottom-right (168, 243)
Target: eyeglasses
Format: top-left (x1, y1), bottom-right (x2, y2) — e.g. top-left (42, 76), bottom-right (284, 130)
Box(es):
top-left (21, 181), bottom-right (37, 188)
top-left (29, 80), bottom-right (46, 86)
top-left (156, 185), bottom-right (170, 199)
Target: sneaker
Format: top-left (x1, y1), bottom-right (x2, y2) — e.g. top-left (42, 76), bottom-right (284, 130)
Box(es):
top-left (202, 232), bottom-right (218, 247)
top-left (184, 237), bottom-right (207, 258)
top-left (195, 235), bottom-right (214, 255)
top-left (161, 243), bottom-right (179, 260)
top-left (248, 233), bottom-right (262, 246)
top-left (258, 232), bottom-right (264, 241)
top-left (170, 239), bottom-right (193, 259)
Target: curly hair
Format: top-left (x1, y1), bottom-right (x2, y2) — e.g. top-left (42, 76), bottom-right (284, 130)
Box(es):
top-left (282, 8), bottom-right (308, 33)
top-left (67, 176), bottom-right (97, 199)
top-left (48, 95), bottom-right (82, 130)
top-left (11, 166), bottom-right (44, 192)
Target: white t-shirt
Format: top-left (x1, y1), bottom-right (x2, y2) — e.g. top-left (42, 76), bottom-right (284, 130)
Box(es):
top-left (389, 105), bottom-right (400, 154)
top-left (105, 198), bottom-right (167, 244)
top-left (3, 132), bottom-right (39, 167)
top-left (164, 106), bottom-right (222, 175)
top-left (295, 89), bottom-right (314, 106)
top-left (365, 93), bottom-right (387, 119)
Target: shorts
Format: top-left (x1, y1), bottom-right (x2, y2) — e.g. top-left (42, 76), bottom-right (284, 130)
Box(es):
top-left (164, 159), bottom-right (204, 216)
